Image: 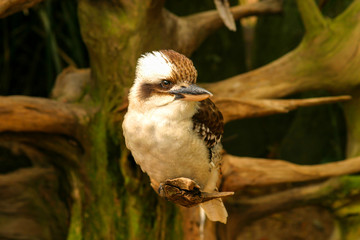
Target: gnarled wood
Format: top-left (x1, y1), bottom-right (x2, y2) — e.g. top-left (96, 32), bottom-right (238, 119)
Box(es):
top-left (222, 154), bottom-right (360, 191)
top-left (0, 96), bottom-right (89, 140)
top-left (212, 95), bottom-right (351, 122)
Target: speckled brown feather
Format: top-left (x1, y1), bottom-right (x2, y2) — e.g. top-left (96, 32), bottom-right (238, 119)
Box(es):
top-left (192, 98), bottom-right (224, 149)
top-left (160, 50), bottom-right (197, 84)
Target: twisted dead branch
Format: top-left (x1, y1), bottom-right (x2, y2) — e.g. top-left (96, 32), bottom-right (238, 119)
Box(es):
top-left (212, 95), bottom-right (351, 122)
top-left (0, 96), bottom-right (88, 140)
top-left (221, 154), bottom-right (360, 191)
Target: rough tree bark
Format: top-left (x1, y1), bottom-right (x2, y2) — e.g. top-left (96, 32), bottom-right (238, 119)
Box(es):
top-left (1, 0), bottom-right (360, 239)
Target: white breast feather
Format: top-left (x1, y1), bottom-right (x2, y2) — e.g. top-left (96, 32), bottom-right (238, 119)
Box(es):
top-left (123, 100), bottom-right (218, 189)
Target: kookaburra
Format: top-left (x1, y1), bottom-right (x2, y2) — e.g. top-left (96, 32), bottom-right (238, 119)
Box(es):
top-left (122, 50), bottom-right (227, 223)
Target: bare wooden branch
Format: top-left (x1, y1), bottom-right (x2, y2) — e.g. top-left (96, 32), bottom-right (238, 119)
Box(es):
top-left (221, 154), bottom-right (360, 192)
top-left (0, 0), bottom-right (43, 18)
top-left (296, 0), bottom-right (327, 34)
top-left (335, 0), bottom-right (360, 23)
top-left (0, 96), bottom-right (89, 139)
top-left (212, 95), bottom-right (351, 122)
top-left (201, 50), bottom-right (309, 99)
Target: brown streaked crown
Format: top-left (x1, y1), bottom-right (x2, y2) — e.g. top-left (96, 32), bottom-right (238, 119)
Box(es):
top-left (159, 50), bottom-right (198, 84)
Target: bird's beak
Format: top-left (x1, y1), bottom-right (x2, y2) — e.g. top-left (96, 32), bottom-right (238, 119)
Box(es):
top-left (169, 84), bottom-right (213, 101)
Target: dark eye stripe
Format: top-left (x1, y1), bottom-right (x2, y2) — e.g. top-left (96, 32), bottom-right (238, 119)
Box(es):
top-left (139, 81), bottom-right (174, 100)
top-left (139, 83), bottom-right (154, 100)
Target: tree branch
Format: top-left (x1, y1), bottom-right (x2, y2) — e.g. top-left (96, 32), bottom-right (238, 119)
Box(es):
top-left (212, 95), bottom-right (350, 123)
top-left (221, 154), bottom-right (360, 192)
top-left (335, 0), bottom-right (360, 23)
top-left (0, 96), bottom-right (89, 140)
top-left (0, 0), bottom-right (44, 18)
top-left (296, 0), bottom-right (327, 34)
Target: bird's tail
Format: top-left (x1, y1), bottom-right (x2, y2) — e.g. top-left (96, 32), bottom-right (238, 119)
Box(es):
top-left (200, 198), bottom-right (228, 224)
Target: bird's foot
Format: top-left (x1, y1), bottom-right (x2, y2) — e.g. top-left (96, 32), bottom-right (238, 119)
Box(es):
top-left (157, 177), bottom-right (233, 208)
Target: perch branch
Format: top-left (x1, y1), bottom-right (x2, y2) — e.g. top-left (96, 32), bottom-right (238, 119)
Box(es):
top-left (296, 0), bottom-right (327, 34)
top-left (151, 177), bottom-right (233, 208)
top-left (227, 176), bottom-right (360, 226)
top-left (221, 154), bottom-right (360, 192)
top-left (212, 95), bottom-right (350, 123)
top-left (0, 0), bottom-right (44, 18)
top-left (0, 96), bottom-right (89, 140)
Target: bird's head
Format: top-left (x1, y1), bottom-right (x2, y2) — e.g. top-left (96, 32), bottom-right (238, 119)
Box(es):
top-left (128, 50), bottom-right (212, 112)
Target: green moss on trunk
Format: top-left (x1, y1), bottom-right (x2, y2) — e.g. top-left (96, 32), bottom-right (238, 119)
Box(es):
top-left (69, 0), bottom-right (184, 239)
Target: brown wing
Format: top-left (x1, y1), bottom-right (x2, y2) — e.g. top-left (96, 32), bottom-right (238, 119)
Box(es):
top-left (192, 98), bottom-right (224, 149)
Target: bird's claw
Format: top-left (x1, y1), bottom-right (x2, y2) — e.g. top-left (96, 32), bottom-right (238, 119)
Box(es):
top-left (156, 177), bottom-right (233, 207)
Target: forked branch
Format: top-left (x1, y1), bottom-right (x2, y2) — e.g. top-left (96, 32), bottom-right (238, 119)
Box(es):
top-left (296, 0), bottom-right (327, 34)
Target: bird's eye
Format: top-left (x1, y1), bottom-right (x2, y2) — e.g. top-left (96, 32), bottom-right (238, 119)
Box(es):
top-left (160, 80), bottom-right (172, 89)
